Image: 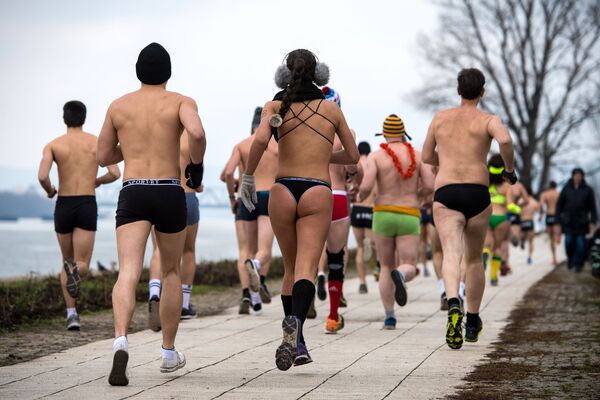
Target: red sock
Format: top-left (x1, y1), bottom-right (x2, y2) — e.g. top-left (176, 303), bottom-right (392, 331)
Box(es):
top-left (328, 280), bottom-right (343, 320)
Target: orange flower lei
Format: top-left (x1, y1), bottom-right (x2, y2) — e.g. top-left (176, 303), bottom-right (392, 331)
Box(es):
top-left (380, 142), bottom-right (417, 179)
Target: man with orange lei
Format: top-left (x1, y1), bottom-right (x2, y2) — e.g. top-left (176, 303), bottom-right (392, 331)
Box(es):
top-left (359, 115), bottom-right (434, 329)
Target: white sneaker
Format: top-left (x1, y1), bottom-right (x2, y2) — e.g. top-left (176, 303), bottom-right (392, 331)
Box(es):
top-left (160, 351), bottom-right (186, 373)
top-left (244, 259), bottom-right (261, 292)
top-left (250, 291), bottom-right (263, 316)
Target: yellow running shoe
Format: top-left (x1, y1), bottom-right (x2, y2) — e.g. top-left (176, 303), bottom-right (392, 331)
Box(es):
top-left (445, 305), bottom-right (463, 350)
top-left (325, 315), bottom-right (345, 334)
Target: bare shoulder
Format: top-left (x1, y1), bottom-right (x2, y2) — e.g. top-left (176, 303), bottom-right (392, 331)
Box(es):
top-left (82, 131), bottom-right (98, 141)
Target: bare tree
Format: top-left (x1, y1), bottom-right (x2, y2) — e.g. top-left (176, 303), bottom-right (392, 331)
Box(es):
top-left (415, 0), bottom-right (600, 191)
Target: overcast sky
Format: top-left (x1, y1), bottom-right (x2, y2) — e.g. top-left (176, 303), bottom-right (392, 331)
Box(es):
top-left (0, 0), bottom-right (445, 186)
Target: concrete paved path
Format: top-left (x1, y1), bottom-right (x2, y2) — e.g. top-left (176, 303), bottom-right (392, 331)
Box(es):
top-left (0, 239), bottom-right (561, 399)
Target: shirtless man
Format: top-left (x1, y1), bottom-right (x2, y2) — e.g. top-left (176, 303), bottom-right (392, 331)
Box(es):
top-left (224, 107), bottom-right (277, 314)
top-left (320, 87), bottom-right (362, 334)
top-left (360, 115), bottom-right (434, 329)
top-left (539, 181), bottom-right (561, 265)
top-left (520, 187), bottom-right (540, 265)
top-left (351, 141), bottom-right (376, 294)
top-left (422, 68), bottom-right (516, 350)
top-left (147, 133), bottom-right (204, 332)
top-left (501, 181), bottom-right (528, 275)
top-left (38, 101), bottom-right (120, 330)
top-left (97, 43), bottom-right (206, 385)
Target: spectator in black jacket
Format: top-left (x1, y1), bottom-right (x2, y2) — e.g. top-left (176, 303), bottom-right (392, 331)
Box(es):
top-left (556, 168), bottom-right (598, 272)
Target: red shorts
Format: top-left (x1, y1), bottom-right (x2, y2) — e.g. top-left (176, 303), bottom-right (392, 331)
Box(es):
top-left (332, 190), bottom-right (350, 222)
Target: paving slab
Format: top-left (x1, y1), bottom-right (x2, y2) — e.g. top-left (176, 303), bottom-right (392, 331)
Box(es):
top-left (0, 238), bottom-right (561, 399)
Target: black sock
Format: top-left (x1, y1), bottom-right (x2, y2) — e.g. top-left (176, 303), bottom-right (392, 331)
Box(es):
top-left (447, 297), bottom-right (460, 310)
top-left (441, 291), bottom-right (446, 298)
top-left (281, 295), bottom-right (292, 316)
top-left (292, 279), bottom-right (316, 344)
top-left (260, 275), bottom-right (266, 285)
top-left (242, 288), bottom-right (250, 299)
top-left (466, 312), bottom-right (480, 327)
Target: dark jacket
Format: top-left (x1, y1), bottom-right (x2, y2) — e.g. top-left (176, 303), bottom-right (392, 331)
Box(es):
top-left (556, 179), bottom-right (597, 235)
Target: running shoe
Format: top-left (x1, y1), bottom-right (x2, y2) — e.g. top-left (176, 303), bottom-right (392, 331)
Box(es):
top-left (459, 295), bottom-right (465, 313)
top-left (293, 342), bottom-right (313, 366)
top-left (374, 262), bottom-right (381, 282)
top-left (509, 234), bottom-right (519, 247)
top-left (180, 304), bottom-right (198, 320)
top-left (527, 257), bottom-right (532, 265)
top-left (276, 316), bottom-right (299, 371)
top-left (325, 315), bottom-right (345, 334)
top-left (244, 259), bottom-right (261, 292)
top-left (108, 348), bottom-right (129, 386)
top-left (66, 314), bottom-right (80, 331)
top-left (238, 296), bottom-right (251, 315)
top-left (259, 281), bottom-right (272, 304)
top-left (148, 295), bottom-right (161, 331)
top-left (500, 262), bottom-right (511, 276)
top-left (423, 266), bottom-right (431, 277)
top-left (251, 291), bottom-right (262, 315)
top-left (63, 259), bottom-right (81, 298)
top-left (520, 238), bottom-right (525, 250)
top-left (339, 294), bottom-right (348, 308)
top-left (382, 317), bottom-right (396, 330)
top-left (490, 278), bottom-right (498, 287)
top-left (445, 305), bottom-right (464, 350)
top-left (317, 274), bottom-right (327, 301)
top-left (391, 270), bottom-right (408, 307)
top-left (465, 315), bottom-right (483, 343)
top-left (440, 293), bottom-right (449, 311)
top-left (363, 237), bottom-right (373, 261)
top-left (306, 297), bottom-right (317, 319)
top-left (359, 283), bottom-right (368, 294)
top-left (160, 350), bottom-right (186, 373)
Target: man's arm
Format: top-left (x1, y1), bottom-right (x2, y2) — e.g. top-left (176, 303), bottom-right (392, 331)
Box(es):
top-left (37, 144), bottom-right (56, 198)
top-left (224, 146), bottom-right (241, 214)
top-left (245, 103), bottom-right (273, 175)
top-left (488, 116), bottom-right (515, 172)
top-left (421, 117), bottom-right (438, 166)
top-left (97, 104), bottom-right (123, 167)
top-left (95, 164), bottom-right (121, 187)
top-left (358, 153), bottom-right (377, 201)
top-left (179, 97), bottom-right (206, 164)
top-left (330, 109), bottom-right (360, 165)
top-left (419, 161), bottom-right (436, 199)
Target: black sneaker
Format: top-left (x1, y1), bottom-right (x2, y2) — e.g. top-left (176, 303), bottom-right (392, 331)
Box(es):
top-left (108, 349), bottom-right (129, 386)
top-left (276, 316), bottom-right (299, 371)
top-left (440, 292), bottom-right (449, 311)
top-left (391, 270), bottom-right (407, 306)
top-left (359, 283), bottom-right (368, 294)
top-left (465, 315), bottom-right (483, 343)
top-left (306, 297), bottom-right (317, 319)
top-left (317, 274), bottom-right (327, 301)
top-left (445, 305), bottom-right (464, 350)
top-left (238, 296), bottom-right (251, 315)
top-left (63, 259), bottom-right (81, 298)
top-left (66, 314), bottom-right (80, 331)
top-left (180, 304), bottom-right (198, 320)
top-left (259, 282), bottom-right (272, 304)
top-left (148, 296), bottom-right (161, 332)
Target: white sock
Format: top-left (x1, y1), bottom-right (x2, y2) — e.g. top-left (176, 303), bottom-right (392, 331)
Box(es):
top-left (66, 308), bottom-right (77, 318)
top-left (250, 290), bottom-right (261, 306)
top-left (397, 270), bottom-right (406, 281)
top-left (385, 309), bottom-right (395, 319)
top-left (318, 271), bottom-right (325, 277)
top-left (459, 281), bottom-right (466, 299)
top-left (160, 346), bottom-right (177, 360)
top-left (438, 279), bottom-right (445, 295)
top-left (113, 336), bottom-right (128, 353)
top-left (149, 279), bottom-right (161, 299)
top-left (182, 284), bottom-right (192, 309)
top-left (253, 259), bottom-right (261, 272)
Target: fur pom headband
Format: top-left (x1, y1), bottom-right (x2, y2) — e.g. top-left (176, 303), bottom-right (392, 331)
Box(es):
top-left (274, 61), bottom-right (330, 89)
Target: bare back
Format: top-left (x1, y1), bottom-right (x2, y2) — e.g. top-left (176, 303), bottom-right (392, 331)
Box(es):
top-left (431, 106), bottom-right (494, 188)
top-left (110, 88), bottom-right (186, 179)
top-left (238, 136), bottom-right (278, 191)
top-left (521, 197), bottom-right (539, 220)
top-left (540, 189), bottom-right (560, 215)
top-left (50, 131), bottom-right (99, 196)
top-left (274, 99), bottom-right (340, 184)
top-left (372, 142), bottom-right (423, 208)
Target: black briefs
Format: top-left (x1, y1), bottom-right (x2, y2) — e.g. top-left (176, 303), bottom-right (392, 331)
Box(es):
top-left (546, 214), bottom-right (558, 226)
top-left (433, 184), bottom-right (490, 220)
top-left (509, 213), bottom-right (521, 225)
top-left (116, 179), bottom-right (186, 234)
top-left (275, 177), bottom-right (331, 203)
top-left (351, 205), bottom-right (373, 229)
top-left (521, 219), bottom-right (534, 232)
top-left (54, 195), bottom-right (97, 234)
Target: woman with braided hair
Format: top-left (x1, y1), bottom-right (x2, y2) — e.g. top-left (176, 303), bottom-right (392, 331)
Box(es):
top-left (241, 49), bottom-right (359, 371)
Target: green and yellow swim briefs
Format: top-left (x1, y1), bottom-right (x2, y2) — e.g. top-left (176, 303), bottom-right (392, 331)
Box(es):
top-left (372, 205), bottom-right (421, 237)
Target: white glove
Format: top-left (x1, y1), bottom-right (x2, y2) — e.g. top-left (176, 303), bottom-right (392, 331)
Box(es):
top-left (240, 174), bottom-right (257, 213)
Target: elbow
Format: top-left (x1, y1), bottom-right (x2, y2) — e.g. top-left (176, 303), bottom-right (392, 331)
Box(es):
top-left (37, 174), bottom-right (48, 184)
top-left (97, 153), bottom-right (108, 168)
top-left (111, 168), bottom-right (121, 180)
top-left (349, 150), bottom-right (360, 165)
top-left (188, 127), bottom-right (206, 143)
top-left (422, 152), bottom-right (434, 165)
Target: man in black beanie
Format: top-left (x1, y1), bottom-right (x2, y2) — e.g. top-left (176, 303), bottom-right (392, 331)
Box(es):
top-left (98, 42), bottom-right (207, 386)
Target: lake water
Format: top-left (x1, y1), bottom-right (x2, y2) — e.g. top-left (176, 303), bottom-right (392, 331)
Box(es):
top-left (0, 207), bottom-right (357, 279)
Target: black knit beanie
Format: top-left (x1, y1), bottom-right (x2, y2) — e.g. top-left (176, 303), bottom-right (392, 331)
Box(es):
top-left (136, 43), bottom-right (171, 85)
top-left (251, 107), bottom-right (263, 131)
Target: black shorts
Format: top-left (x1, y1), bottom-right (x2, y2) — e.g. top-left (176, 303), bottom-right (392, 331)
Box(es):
top-left (433, 184), bottom-right (490, 220)
top-left (236, 191), bottom-right (269, 221)
top-left (546, 214), bottom-right (558, 226)
top-left (508, 213), bottom-right (521, 225)
top-left (521, 220), bottom-right (534, 232)
top-left (54, 196), bottom-right (97, 234)
top-left (116, 179), bottom-right (186, 234)
top-left (420, 209), bottom-right (433, 225)
top-left (351, 205), bottom-right (373, 229)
